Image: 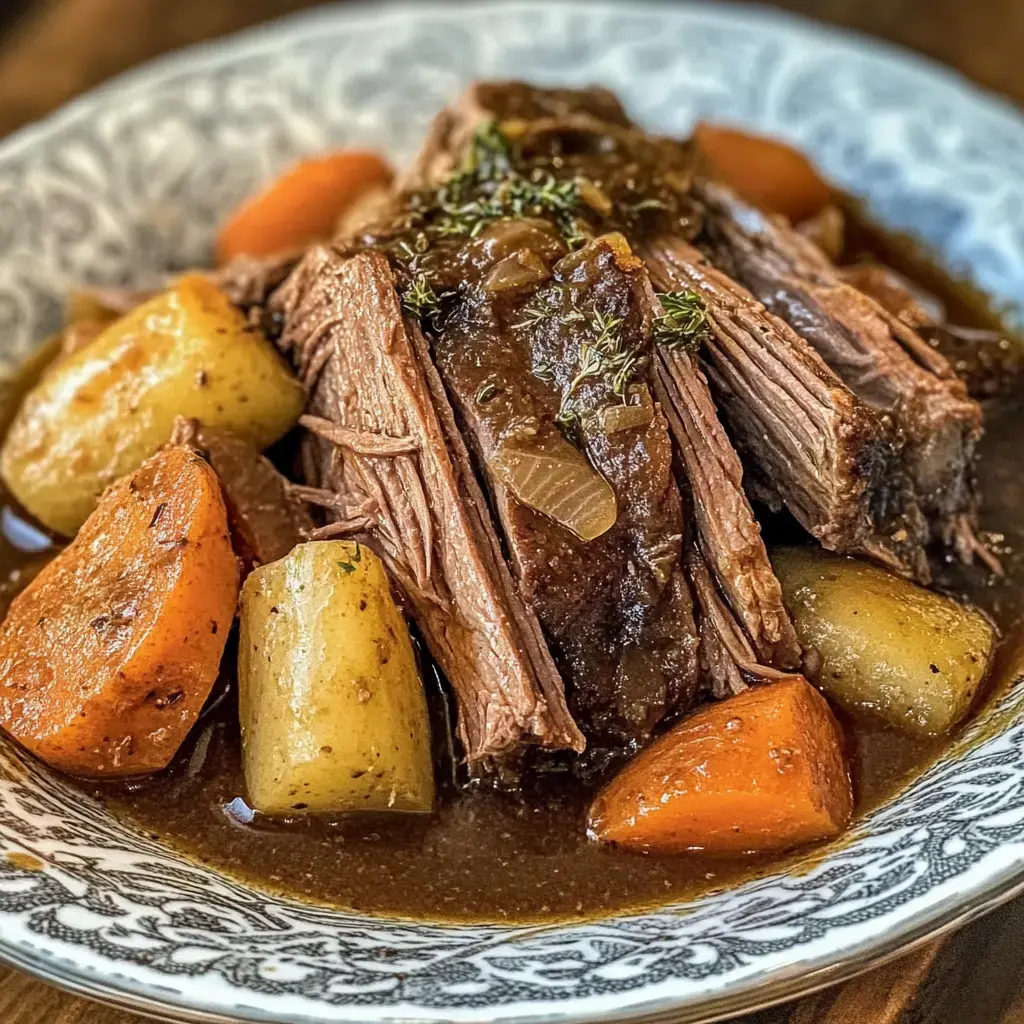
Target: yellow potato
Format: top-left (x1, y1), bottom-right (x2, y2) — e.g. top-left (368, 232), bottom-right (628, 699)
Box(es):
top-left (238, 540), bottom-right (435, 817)
top-left (0, 275), bottom-right (304, 535)
top-left (772, 547), bottom-right (996, 736)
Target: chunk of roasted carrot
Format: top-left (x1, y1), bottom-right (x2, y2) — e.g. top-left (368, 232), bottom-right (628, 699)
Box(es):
top-left (0, 445), bottom-right (239, 777)
top-left (215, 150), bottom-right (394, 263)
top-left (694, 122), bottom-right (833, 223)
top-left (588, 677), bottom-right (852, 855)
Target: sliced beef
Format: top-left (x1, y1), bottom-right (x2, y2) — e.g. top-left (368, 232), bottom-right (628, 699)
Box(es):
top-left (214, 252), bottom-right (300, 336)
top-left (652, 342), bottom-right (801, 669)
top-left (402, 80), bottom-right (804, 677)
top-left (394, 224), bottom-right (701, 745)
top-left (640, 235), bottom-right (931, 581)
top-left (170, 418), bottom-right (313, 572)
top-left (684, 532), bottom-right (803, 699)
top-left (841, 263), bottom-right (1024, 400)
top-left (697, 180), bottom-right (983, 552)
top-left (271, 245), bottom-right (584, 761)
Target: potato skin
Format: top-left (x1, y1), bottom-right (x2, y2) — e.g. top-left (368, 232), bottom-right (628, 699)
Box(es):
top-left (0, 275), bottom-right (304, 536)
top-left (772, 547), bottom-right (996, 735)
top-left (238, 540), bottom-right (434, 817)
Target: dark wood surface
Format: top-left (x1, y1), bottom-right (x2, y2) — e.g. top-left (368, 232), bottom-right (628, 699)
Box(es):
top-left (0, 1), bottom-right (1023, 1021)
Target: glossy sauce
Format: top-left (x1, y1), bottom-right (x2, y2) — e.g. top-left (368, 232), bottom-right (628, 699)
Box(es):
top-left (0, 210), bottom-right (1020, 925)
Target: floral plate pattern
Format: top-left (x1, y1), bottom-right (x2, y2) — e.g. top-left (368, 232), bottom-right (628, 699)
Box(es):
top-left (0, 3), bottom-right (1023, 1023)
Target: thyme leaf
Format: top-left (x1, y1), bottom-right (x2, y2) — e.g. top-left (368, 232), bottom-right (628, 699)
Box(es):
top-left (429, 122), bottom-right (587, 246)
top-left (476, 382), bottom-right (501, 404)
top-left (654, 290), bottom-right (707, 351)
top-left (336, 542), bottom-right (363, 574)
top-left (533, 360), bottom-right (555, 383)
top-left (401, 273), bottom-right (441, 320)
top-left (556, 306), bottom-right (644, 424)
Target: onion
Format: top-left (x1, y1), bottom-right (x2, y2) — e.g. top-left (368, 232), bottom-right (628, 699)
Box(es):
top-left (483, 250), bottom-right (551, 293)
top-left (599, 385), bottom-right (654, 434)
top-left (488, 434), bottom-right (617, 542)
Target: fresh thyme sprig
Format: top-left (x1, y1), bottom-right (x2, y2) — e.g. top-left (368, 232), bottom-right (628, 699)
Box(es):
top-left (401, 273), bottom-right (441, 320)
top-left (654, 290), bottom-right (708, 351)
top-left (557, 307), bottom-right (646, 426)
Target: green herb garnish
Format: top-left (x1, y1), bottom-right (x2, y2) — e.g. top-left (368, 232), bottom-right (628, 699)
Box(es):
top-left (429, 122), bottom-right (587, 246)
top-left (401, 274), bottom-right (441, 320)
top-left (533, 360), bottom-right (555, 384)
top-left (464, 118), bottom-right (513, 182)
top-left (476, 382), bottom-right (501, 404)
top-left (654, 290), bottom-right (707, 351)
top-left (556, 307), bottom-right (646, 424)
top-left (336, 543), bottom-right (363, 574)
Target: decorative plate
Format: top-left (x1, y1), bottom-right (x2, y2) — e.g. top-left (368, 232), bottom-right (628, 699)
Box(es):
top-left (1, 3), bottom-right (1023, 1023)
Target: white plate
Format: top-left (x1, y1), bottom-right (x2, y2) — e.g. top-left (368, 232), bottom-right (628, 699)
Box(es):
top-left (1, 3), bottom-right (1023, 1023)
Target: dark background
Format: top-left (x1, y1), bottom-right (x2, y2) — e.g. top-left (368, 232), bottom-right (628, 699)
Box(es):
top-left (0, 0), bottom-right (1023, 139)
top-left (0, 2), bottom-right (1022, 1022)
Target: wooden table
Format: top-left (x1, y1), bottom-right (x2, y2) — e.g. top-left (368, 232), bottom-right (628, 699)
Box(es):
top-left (1, 1), bottom-right (1023, 1021)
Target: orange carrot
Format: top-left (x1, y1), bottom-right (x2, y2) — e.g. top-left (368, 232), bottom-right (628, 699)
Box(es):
top-left (694, 122), bottom-right (833, 223)
top-left (216, 151), bottom-right (394, 263)
top-left (588, 677), bottom-right (852, 855)
top-left (0, 445), bottom-right (239, 777)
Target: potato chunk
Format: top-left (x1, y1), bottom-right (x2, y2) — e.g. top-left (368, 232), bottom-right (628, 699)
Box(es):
top-left (773, 547), bottom-right (996, 735)
top-left (238, 540), bottom-right (434, 817)
top-left (0, 275), bottom-right (304, 536)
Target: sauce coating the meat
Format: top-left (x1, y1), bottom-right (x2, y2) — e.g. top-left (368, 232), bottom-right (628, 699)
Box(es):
top-left (0, 207), bottom-right (1018, 925)
top-left (8, 389), bottom-right (988, 923)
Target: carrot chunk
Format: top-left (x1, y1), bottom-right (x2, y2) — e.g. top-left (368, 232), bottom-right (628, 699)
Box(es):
top-left (694, 122), bottom-right (833, 223)
top-left (0, 445), bottom-right (239, 777)
top-left (588, 677), bottom-right (852, 855)
top-left (216, 151), bottom-right (394, 263)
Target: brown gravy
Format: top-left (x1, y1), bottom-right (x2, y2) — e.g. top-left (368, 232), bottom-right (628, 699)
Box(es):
top-left (0, 208), bottom-right (1020, 925)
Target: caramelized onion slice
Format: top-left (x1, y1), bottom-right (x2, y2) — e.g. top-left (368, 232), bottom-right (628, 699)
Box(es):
top-left (488, 435), bottom-right (617, 542)
top-left (598, 385), bottom-right (655, 434)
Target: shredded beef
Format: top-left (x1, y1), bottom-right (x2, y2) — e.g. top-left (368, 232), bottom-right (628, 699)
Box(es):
top-left (696, 180), bottom-right (983, 555)
top-left (271, 246), bottom-right (584, 760)
top-left (641, 236), bottom-right (931, 581)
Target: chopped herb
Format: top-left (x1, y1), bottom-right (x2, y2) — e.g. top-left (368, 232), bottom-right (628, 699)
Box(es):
top-left (401, 273), bottom-right (441, 320)
top-left (555, 403), bottom-right (580, 429)
top-left (654, 290), bottom-right (707, 351)
top-left (464, 118), bottom-right (513, 182)
top-left (533, 360), bottom-right (555, 384)
top-left (556, 306), bottom-right (643, 424)
top-left (513, 294), bottom-right (586, 332)
top-left (427, 122), bottom-right (586, 246)
top-left (476, 382), bottom-right (501, 404)
top-left (336, 544), bottom-right (362, 574)
top-left (591, 309), bottom-right (624, 354)
top-left (511, 299), bottom-right (552, 330)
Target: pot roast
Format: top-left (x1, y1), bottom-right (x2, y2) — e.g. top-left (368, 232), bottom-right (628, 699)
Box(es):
top-left (223, 80), bottom-right (993, 763)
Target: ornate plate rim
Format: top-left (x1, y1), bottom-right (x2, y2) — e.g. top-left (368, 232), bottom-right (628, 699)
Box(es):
top-left (1, 3), bottom-right (1024, 1023)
